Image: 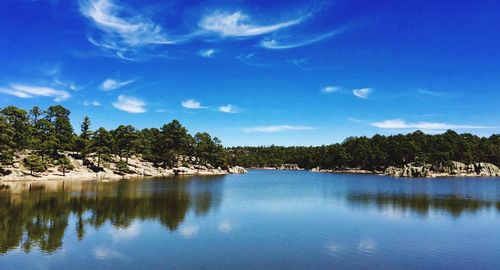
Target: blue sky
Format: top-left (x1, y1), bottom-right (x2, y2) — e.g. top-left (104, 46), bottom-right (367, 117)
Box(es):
top-left (1, 0), bottom-right (499, 146)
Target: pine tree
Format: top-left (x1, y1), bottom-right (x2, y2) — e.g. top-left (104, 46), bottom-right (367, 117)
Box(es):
top-left (56, 156), bottom-right (73, 176)
top-left (77, 116), bottom-right (92, 159)
top-left (91, 128), bottom-right (113, 168)
top-left (24, 154), bottom-right (46, 175)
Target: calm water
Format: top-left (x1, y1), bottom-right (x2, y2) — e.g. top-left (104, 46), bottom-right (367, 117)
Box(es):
top-left (1, 170), bottom-right (500, 270)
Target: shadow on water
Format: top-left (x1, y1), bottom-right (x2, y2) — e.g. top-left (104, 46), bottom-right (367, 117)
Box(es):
top-left (0, 176), bottom-right (225, 254)
top-left (346, 192), bottom-right (500, 217)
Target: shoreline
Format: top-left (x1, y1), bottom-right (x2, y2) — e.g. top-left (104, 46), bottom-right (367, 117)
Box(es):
top-left (0, 169), bottom-right (239, 183)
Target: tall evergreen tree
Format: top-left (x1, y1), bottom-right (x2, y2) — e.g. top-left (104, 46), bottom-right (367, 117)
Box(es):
top-left (0, 116), bottom-right (15, 166)
top-left (157, 120), bottom-right (194, 167)
top-left (76, 116), bottom-right (92, 159)
top-left (91, 127), bottom-right (113, 167)
top-left (46, 105), bottom-right (74, 153)
top-left (1, 106), bottom-right (29, 151)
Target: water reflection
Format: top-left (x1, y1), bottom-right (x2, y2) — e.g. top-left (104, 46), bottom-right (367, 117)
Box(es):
top-left (347, 192), bottom-right (500, 217)
top-left (0, 177), bottom-right (224, 254)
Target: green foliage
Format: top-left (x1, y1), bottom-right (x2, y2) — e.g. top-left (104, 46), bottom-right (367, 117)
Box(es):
top-left (91, 127), bottom-right (113, 167)
top-left (76, 116), bottom-right (92, 159)
top-left (115, 160), bottom-right (131, 174)
top-left (0, 116), bottom-right (15, 165)
top-left (228, 130), bottom-right (500, 170)
top-left (46, 105), bottom-right (75, 152)
top-left (194, 132), bottom-right (225, 168)
top-left (112, 125), bottom-right (140, 162)
top-left (23, 154), bottom-right (46, 175)
top-left (1, 105), bottom-right (499, 173)
top-left (1, 106), bottom-right (30, 150)
top-left (56, 156), bottom-right (74, 176)
top-left (155, 120), bottom-right (195, 168)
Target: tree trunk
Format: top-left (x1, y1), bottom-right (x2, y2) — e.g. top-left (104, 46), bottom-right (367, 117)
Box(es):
top-left (97, 154), bottom-right (101, 167)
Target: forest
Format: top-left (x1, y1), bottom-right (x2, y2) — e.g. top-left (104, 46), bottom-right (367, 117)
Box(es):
top-left (1, 105), bottom-right (499, 173)
top-left (0, 105), bottom-right (226, 174)
top-left (227, 131), bottom-right (500, 170)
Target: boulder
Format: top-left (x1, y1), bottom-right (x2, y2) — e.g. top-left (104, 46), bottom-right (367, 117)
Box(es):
top-left (228, 166), bottom-right (247, 174)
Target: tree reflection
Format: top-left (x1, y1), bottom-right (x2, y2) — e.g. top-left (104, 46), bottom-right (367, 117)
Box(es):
top-left (0, 177), bottom-right (224, 254)
top-left (347, 193), bottom-right (499, 217)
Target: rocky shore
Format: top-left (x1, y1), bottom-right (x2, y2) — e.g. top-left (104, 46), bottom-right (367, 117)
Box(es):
top-left (310, 167), bottom-right (377, 174)
top-left (255, 164), bottom-right (303, 170)
top-left (384, 161), bottom-right (500, 178)
top-left (311, 161), bottom-right (500, 178)
top-left (0, 153), bottom-right (247, 182)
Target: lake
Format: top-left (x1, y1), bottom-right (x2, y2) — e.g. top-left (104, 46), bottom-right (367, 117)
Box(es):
top-left (1, 170), bottom-right (500, 269)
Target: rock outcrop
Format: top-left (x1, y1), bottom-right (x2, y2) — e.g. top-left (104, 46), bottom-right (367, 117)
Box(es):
top-left (275, 164), bottom-right (302, 170)
top-left (228, 166), bottom-right (247, 174)
top-left (0, 153), bottom-right (247, 182)
top-left (384, 161), bottom-right (500, 178)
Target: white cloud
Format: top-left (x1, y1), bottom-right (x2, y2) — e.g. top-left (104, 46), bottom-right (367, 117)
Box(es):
top-left (218, 221), bottom-right (232, 233)
top-left (260, 28), bottom-right (346, 50)
top-left (113, 95), bottom-right (146, 113)
top-left (179, 225), bottom-right (199, 238)
top-left (236, 53), bottom-right (269, 67)
top-left (54, 79), bottom-right (81, 91)
top-left (347, 117), bottom-right (365, 124)
top-left (199, 11), bottom-right (304, 37)
top-left (353, 88), bottom-right (372, 99)
top-left (0, 84), bottom-right (70, 102)
top-left (243, 125), bottom-right (315, 133)
top-left (218, 104), bottom-right (239, 113)
top-left (80, 0), bottom-right (175, 47)
top-left (321, 86), bottom-right (340, 93)
top-left (101, 78), bottom-right (135, 91)
top-left (182, 99), bottom-right (205, 109)
top-left (370, 119), bottom-right (490, 130)
top-left (198, 48), bottom-right (216, 58)
top-left (83, 100), bottom-right (101, 106)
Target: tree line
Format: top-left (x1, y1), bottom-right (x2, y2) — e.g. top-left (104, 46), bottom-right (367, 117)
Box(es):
top-left (1, 105), bottom-right (499, 173)
top-left (227, 130), bottom-right (500, 170)
top-left (0, 105), bottom-right (226, 174)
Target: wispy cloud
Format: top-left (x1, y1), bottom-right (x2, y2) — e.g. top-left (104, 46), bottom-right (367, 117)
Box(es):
top-left (197, 48), bottom-right (216, 58)
top-left (236, 53), bottom-right (270, 67)
top-left (261, 27), bottom-right (346, 50)
top-left (113, 95), bottom-right (146, 113)
top-left (53, 78), bottom-right (84, 91)
top-left (100, 78), bottom-right (135, 91)
top-left (348, 117), bottom-right (365, 124)
top-left (353, 88), bottom-right (372, 99)
top-left (182, 99), bottom-right (206, 109)
top-left (371, 119), bottom-right (490, 130)
top-left (218, 104), bottom-right (239, 113)
top-left (417, 89), bottom-right (447, 98)
top-left (80, 0), bottom-right (183, 59)
top-left (83, 100), bottom-right (101, 106)
top-left (243, 125), bottom-right (315, 133)
top-left (0, 84), bottom-right (70, 102)
top-left (321, 86), bottom-right (340, 93)
top-left (199, 11), bottom-right (305, 37)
